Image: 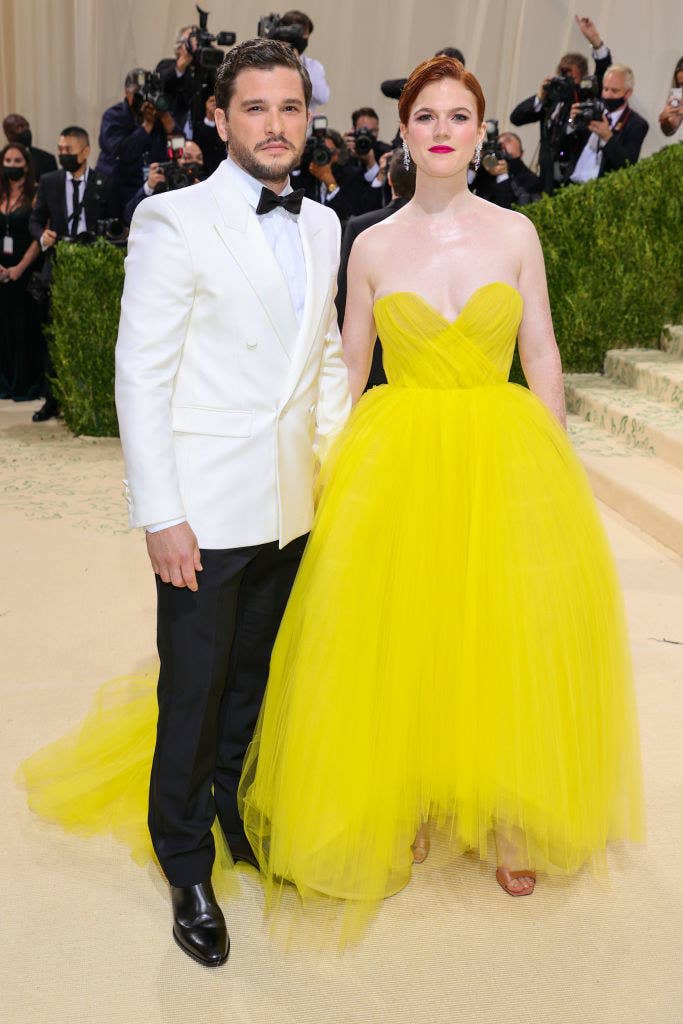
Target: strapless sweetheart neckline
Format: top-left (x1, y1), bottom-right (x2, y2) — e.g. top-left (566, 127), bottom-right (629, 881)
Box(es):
top-left (373, 280), bottom-right (522, 325)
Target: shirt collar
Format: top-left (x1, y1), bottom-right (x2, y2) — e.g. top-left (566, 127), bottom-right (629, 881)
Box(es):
top-left (223, 155), bottom-right (292, 210)
top-left (608, 104), bottom-right (627, 126)
top-left (66, 168), bottom-right (88, 185)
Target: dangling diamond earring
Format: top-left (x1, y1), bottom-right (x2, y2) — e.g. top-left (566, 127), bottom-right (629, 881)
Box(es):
top-left (473, 140), bottom-right (483, 171)
top-left (402, 138), bottom-right (411, 170)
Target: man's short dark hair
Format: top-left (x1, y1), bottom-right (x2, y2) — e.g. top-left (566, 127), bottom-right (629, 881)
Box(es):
top-left (558, 52), bottom-right (589, 78)
top-left (387, 148), bottom-right (416, 199)
top-left (214, 37), bottom-right (312, 113)
top-left (124, 68), bottom-right (146, 90)
top-left (61, 125), bottom-right (90, 146)
top-left (280, 10), bottom-right (314, 34)
top-left (352, 107), bottom-right (379, 127)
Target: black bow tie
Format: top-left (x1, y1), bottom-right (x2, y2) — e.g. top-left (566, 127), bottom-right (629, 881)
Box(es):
top-left (256, 186), bottom-right (305, 216)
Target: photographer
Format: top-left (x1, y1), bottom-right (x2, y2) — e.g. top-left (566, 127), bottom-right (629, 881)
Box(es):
top-left (343, 107), bottom-right (393, 202)
top-left (107, 71), bottom-right (176, 208)
top-left (29, 126), bottom-right (116, 421)
top-left (278, 10), bottom-right (330, 111)
top-left (510, 15), bottom-right (612, 194)
top-left (156, 25), bottom-right (201, 135)
top-left (298, 127), bottom-right (379, 226)
top-left (568, 64), bottom-right (648, 183)
top-left (3, 113), bottom-right (57, 181)
top-left (123, 139), bottom-right (205, 225)
top-left (470, 130), bottom-right (541, 208)
top-left (659, 56), bottom-right (683, 137)
top-left (192, 94), bottom-right (225, 175)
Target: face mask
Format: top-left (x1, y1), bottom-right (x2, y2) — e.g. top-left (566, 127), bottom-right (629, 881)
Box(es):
top-left (183, 161), bottom-right (204, 179)
top-left (59, 153), bottom-right (82, 172)
top-left (3, 165), bottom-right (25, 181)
top-left (15, 128), bottom-right (32, 148)
top-left (603, 95), bottom-right (625, 112)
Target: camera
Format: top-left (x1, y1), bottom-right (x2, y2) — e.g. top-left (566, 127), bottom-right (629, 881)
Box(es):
top-left (480, 119), bottom-right (506, 171)
top-left (257, 13), bottom-right (307, 54)
top-left (130, 69), bottom-right (172, 114)
top-left (185, 4), bottom-right (236, 71)
top-left (572, 98), bottom-right (606, 129)
top-left (301, 115), bottom-right (331, 169)
top-left (544, 73), bottom-right (598, 108)
top-left (353, 127), bottom-right (375, 157)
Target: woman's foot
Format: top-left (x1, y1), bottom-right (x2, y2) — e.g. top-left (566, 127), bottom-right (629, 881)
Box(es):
top-left (495, 866), bottom-right (536, 897)
top-left (411, 823), bottom-right (430, 863)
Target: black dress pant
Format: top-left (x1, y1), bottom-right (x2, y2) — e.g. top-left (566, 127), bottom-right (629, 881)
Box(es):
top-left (148, 534), bottom-right (307, 886)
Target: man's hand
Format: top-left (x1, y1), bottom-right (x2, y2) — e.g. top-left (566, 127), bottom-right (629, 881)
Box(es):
top-left (175, 38), bottom-right (194, 74)
top-left (575, 15), bottom-right (602, 48)
top-left (309, 161), bottom-right (338, 190)
top-left (486, 158), bottom-right (508, 176)
top-left (205, 94), bottom-right (217, 121)
top-left (588, 114), bottom-right (613, 141)
top-left (146, 522), bottom-right (203, 591)
top-left (140, 100), bottom-right (157, 132)
top-left (374, 149), bottom-right (391, 187)
top-left (147, 162), bottom-right (166, 190)
top-left (537, 77), bottom-right (551, 101)
top-left (41, 228), bottom-right (57, 249)
top-left (159, 110), bottom-right (176, 134)
top-left (6, 264), bottom-right (23, 281)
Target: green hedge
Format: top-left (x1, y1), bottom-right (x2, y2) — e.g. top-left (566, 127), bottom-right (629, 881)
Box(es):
top-left (511, 142), bottom-right (683, 383)
top-left (50, 146), bottom-right (682, 435)
top-left (49, 239), bottom-right (124, 436)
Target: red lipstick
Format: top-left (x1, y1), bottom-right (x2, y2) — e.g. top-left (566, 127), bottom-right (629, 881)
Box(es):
top-left (429, 145), bottom-right (454, 153)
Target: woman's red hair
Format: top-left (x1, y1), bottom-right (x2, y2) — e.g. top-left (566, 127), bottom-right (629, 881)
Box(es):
top-left (398, 56), bottom-right (485, 125)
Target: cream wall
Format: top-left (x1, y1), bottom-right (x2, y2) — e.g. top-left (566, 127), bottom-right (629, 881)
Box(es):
top-left (1, 0), bottom-right (680, 165)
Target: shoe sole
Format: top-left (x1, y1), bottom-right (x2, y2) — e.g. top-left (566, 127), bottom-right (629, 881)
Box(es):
top-left (172, 929), bottom-right (230, 967)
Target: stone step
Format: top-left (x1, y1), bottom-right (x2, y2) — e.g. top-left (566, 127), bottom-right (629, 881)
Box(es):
top-left (660, 324), bottom-right (683, 357)
top-left (564, 373), bottom-right (683, 470)
top-left (604, 348), bottom-right (683, 408)
top-left (567, 414), bottom-right (683, 556)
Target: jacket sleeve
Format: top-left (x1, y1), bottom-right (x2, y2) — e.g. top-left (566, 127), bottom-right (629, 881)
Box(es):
top-left (510, 96), bottom-right (542, 127)
top-left (314, 220), bottom-right (352, 462)
top-left (29, 178), bottom-right (51, 240)
top-left (118, 124), bottom-right (158, 168)
top-left (602, 115), bottom-right (649, 172)
top-left (114, 196), bottom-right (195, 528)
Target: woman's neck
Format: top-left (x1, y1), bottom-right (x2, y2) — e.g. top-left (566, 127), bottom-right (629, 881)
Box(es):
top-left (409, 168), bottom-right (475, 217)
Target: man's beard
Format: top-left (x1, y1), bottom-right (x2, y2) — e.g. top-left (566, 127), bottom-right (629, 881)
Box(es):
top-left (227, 133), bottom-right (301, 182)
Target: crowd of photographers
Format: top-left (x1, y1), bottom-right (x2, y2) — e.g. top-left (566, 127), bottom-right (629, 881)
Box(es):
top-left (1, 8), bottom-right (680, 417)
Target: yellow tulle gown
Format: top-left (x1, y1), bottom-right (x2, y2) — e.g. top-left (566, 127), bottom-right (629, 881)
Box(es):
top-left (238, 282), bottom-right (644, 904)
top-left (20, 282), bottom-right (643, 917)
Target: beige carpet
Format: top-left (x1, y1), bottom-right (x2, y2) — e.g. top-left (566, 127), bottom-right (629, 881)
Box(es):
top-left (2, 398), bottom-right (681, 1024)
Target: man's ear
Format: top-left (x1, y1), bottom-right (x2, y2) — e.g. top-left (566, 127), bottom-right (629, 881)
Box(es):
top-left (214, 107), bottom-right (229, 143)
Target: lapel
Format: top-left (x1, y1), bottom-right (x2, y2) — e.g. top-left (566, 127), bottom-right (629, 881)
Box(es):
top-left (279, 199), bottom-right (331, 406)
top-left (209, 163), bottom-right (299, 359)
top-left (55, 170), bottom-right (68, 235)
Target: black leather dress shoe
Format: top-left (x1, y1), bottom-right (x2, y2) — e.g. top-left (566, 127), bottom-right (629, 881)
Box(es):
top-left (32, 399), bottom-right (59, 422)
top-left (170, 880), bottom-right (229, 967)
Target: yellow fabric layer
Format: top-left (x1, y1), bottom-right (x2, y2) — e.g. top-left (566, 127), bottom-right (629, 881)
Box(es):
top-left (239, 284), bottom-right (644, 915)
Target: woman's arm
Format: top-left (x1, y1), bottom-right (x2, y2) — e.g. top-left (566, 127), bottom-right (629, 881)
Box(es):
top-left (7, 239), bottom-right (40, 280)
top-left (515, 216), bottom-right (566, 427)
top-left (341, 231), bottom-right (380, 404)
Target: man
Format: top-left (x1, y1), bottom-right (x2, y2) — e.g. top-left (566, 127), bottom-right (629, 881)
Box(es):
top-left (156, 25), bottom-right (202, 135)
top-left (123, 139), bottom-right (204, 225)
top-left (336, 148), bottom-right (416, 386)
top-left (279, 10), bottom-right (330, 112)
top-left (343, 107), bottom-right (393, 200)
top-left (29, 126), bottom-right (115, 422)
top-left (3, 113), bottom-right (57, 181)
top-left (115, 38), bottom-right (350, 967)
top-left (102, 71), bottom-right (176, 209)
top-left (510, 15), bottom-right (612, 193)
top-left (470, 131), bottom-right (542, 208)
top-left (568, 64), bottom-right (648, 183)
top-left (303, 129), bottom-right (381, 225)
top-left (192, 94), bottom-right (226, 175)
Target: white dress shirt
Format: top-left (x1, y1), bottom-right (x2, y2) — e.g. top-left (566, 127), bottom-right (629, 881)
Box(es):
top-left (65, 169), bottom-right (89, 235)
top-left (570, 103), bottom-right (625, 183)
top-left (147, 155), bottom-right (308, 533)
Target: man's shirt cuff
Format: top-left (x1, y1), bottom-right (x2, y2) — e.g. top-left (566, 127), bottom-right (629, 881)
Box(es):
top-left (146, 517), bottom-right (186, 533)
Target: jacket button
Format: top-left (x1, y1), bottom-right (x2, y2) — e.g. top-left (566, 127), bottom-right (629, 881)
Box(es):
top-left (246, 339), bottom-right (258, 349)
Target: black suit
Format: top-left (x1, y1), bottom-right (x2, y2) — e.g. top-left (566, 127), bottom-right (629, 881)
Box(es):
top-left (30, 167), bottom-right (116, 241)
top-left (510, 48), bottom-right (612, 193)
top-left (336, 197), bottom-right (410, 388)
top-left (567, 105), bottom-right (649, 179)
top-left (471, 157), bottom-right (542, 208)
top-left (298, 162), bottom-right (383, 228)
top-left (28, 146), bottom-right (57, 181)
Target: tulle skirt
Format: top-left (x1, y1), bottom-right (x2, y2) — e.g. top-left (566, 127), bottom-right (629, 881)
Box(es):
top-left (238, 381), bottom-right (644, 912)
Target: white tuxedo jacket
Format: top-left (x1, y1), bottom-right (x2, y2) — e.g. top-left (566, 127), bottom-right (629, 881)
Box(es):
top-left (115, 161), bottom-right (351, 549)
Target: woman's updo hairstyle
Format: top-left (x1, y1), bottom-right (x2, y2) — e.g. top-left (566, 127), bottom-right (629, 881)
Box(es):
top-left (398, 55), bottom-right (486, 125)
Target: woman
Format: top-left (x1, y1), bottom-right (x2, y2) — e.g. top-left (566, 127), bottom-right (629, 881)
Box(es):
top-left (658, 56), bottom-right (683, 137)
top-left (0, 143), bottom-right (43, 401)
top-left (21, 58), bottom-right (644, 917)
top-left (238, 55), bottom-right (644, 903)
